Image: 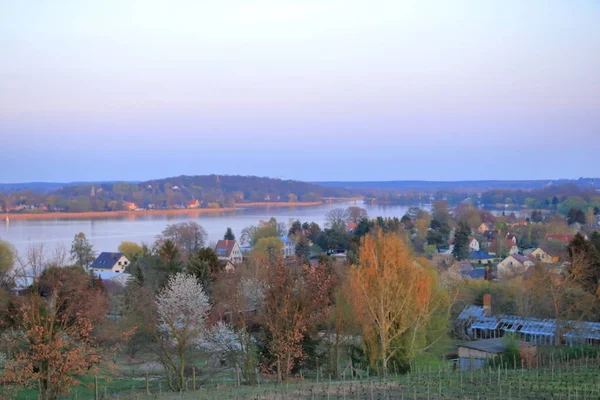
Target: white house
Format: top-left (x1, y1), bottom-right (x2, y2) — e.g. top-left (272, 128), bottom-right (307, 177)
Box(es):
top-left (214, 240), bottom-right (243, 265)
top-left (280, 235), bottom-right (296, 258)
top-left (497, 254), bottom-right (534, 280)
top-left (468, 238), bottom-right (480, 252)
top-left (90, 252), bottom-right (130, 273)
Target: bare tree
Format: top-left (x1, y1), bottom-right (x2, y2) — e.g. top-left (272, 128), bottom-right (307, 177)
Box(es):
top-left (325, 208), bottom-right (348, 230)
top-left (159, 222), bottom-right (207, 258)
top-left (345, 206), bottom-right (368, 224)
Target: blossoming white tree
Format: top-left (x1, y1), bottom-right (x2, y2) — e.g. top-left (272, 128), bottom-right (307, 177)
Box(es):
top-left (156, 273), bottom-right (210, 391)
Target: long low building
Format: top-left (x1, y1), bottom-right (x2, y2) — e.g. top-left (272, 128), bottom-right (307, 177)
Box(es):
top-left (455, 305), bottom-right (600, 346)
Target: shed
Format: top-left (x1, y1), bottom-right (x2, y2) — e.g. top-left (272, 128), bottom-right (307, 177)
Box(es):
top-left (458, 338), bottom-right (535, 370)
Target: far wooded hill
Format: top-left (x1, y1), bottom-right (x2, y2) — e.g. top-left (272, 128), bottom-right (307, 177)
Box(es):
top-left (0, 175), bottom-right (354, 213)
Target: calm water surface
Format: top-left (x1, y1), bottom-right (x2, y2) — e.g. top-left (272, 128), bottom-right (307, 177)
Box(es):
top-left (1, 202), bottom-right (415, 256)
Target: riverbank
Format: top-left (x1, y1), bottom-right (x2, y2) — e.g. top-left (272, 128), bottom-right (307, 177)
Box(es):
top-left (0, 201), bottom-right (330, 221)
top-left (1, 207), bottom-right (237, 221)
top-left (235, 201), bottom-right (323, 208)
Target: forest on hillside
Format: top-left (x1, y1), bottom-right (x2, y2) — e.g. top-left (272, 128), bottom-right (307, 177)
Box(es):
top-left (0, 175), bottom-right (354, 213)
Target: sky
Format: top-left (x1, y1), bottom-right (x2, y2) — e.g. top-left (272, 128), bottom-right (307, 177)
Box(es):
top-left (1, 0), bottom-right (599, 183)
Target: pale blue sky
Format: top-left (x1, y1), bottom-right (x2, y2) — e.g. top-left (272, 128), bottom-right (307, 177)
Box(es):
top-left (1, 0), bottom-right (599, 182)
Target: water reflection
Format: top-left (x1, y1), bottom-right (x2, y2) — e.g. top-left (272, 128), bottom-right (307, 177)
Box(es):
top-left (1, 202), bottom-right (416, 255)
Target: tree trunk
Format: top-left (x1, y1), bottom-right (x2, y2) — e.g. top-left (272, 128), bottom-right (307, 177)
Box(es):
top-left (276, 357), bottom-right (282, 383)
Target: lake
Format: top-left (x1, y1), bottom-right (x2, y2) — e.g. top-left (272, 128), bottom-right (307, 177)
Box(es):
top-left (1, 202), bottom-right (415, 256)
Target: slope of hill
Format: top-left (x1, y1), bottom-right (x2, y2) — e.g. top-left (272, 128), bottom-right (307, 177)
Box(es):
top-left (317, 178), bottom-right (599, 193)
top-left (0, 175), bottom-right (353, 213)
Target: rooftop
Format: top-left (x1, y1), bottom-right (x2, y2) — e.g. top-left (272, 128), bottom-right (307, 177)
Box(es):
top-left (90, 252), bottom-right (127, 269)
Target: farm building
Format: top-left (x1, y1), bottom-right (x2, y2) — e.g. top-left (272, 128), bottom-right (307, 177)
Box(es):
top-left (457, 338), bottom-right (536, 370)
top-left (455, 305), bottom-right (600, 346)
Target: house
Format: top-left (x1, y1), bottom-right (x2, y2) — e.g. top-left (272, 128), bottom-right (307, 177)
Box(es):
top-left (188, 199), bottom-right (200, 209)
top-left (468, 251), bottom-right (495, 265)
top-left (545, 234), bottom-right (575, 245)
top-left (530, 245), bottom-right (562, 264)
top-left (219, 259), bottom-right (236, 272)
top-left (214, 240), bottom-right (243, 264)
top-left (477, 223), bottom-right (492, 234)
top-left (458, 338), bottom-right (536, 370)
top-left (468, 238), bottom-right (480, 252)
top-left (505, 233), bottom-right (517, 245)
top-left (346, 222), bottom-right (357, 232)
top-left (507, 221), bottom-right (529, 229)
top-left (123, 202), bottom-right (137, 211)
top-left (464, 268), bottom-right (488, 280)
top-left (482, 230), bottom-right (499, 243)
top-left (90, 252), bottom-right (130, 273)
top-left (449, 260), bottom-right (474, 275)
top-left (93, 271), bottom-right (133, 286)
top-left (280, 235), bottom-right (296, 258)
top-left (497, 254), bottom-right (534, 280)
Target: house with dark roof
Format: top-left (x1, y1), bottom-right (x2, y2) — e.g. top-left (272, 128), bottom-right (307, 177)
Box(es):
top-left (90, 252), bottom-right (130, 273)
top-left (468, 251), bottom-right (496, 265)
top-left (214, 240), bottom-right (243, 265)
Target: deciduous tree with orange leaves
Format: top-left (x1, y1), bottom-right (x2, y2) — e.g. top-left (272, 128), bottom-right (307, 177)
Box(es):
top-left (348, 230), bottom-right (437, 376)
top-left (0, 267), bottom-right (109, 400)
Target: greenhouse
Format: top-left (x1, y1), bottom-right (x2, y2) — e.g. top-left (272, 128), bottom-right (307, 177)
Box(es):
top-left (455, 305), bottom-right (600, 346)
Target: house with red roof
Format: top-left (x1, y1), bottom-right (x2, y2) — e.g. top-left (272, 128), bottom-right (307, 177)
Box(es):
top-left (545, 234), bottom-right (576, 245)
top-left (214, 239), bottom-right (243, 267)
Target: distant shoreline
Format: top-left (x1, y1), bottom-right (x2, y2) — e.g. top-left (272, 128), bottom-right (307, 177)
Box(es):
top-left (1, 201), bottom-right (328, 221)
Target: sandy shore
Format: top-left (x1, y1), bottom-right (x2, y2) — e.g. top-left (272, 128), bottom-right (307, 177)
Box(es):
top-left (1, 201), bottom-right (329, 221)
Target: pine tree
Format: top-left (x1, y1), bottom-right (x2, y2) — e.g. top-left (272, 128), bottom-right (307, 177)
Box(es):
top-left (452, 222), bottom-right (470, 260)
top-left (224, 227), bottom-right (235, 241)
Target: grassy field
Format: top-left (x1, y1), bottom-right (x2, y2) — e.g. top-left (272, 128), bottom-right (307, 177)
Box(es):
top-left (14, 356), bottom-right (600, 400)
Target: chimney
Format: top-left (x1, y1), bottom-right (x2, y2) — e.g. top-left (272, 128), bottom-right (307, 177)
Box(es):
top-left (483, 294), bottom-right (492, 316)
top-left (225, 239), bottom-right (229, 246)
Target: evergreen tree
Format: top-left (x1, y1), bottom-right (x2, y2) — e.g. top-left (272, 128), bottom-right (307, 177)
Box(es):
top-left (70, 232), bottom-right (96, 268)
top-left (452, 222), bottom-right (470, 260)
top-left (224, 227), bottom-right (235, 241)
top-left (567, 208), bottom-right (586, 225)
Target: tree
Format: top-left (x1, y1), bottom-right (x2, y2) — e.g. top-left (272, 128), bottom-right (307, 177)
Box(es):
top-left (69, 232), bottom-right (95, 268)
top-left (1, 267), bottom-right (108, 400)
top-left (294, 234), bottom-right (311, 262)
top-left (567, 208), bottom-right (586, 225)
top-left (155, 273), bottom-right (210, 391)
top-left (186, 248), bottom-right (222, 295)
top-left (400, 214), bottom-right (413, 230)
top-left (346, 206), bottom-right (368, 224)
top-left (254, 237), bottom-right (284, 262)
top-left (568, 233), bottom-right (600, 296)
top-left (325, 208), bottom-right (347, 231)
top-left (118, 241), bottom-right (144, 261)
top-left (160, 222), bottom-right (207, 258)
top-left (240, 218), bottom-right (285, 246)
top-left (288, 193), bottom-right (298, 203)
top-left (224, 227), bottom-right (235, 241)
top-left (262, 261), bottom-right (332, 382)
top-left (348, 231), bottom-right (435, 376)
top-left (452, 223), bottom-right (470, 261)
top-left (157, 240), bottom-right (182, 274)
top-left (530, 210), bottom-right (543, 223)
top-left (0, 240), bottom-right (15, 290)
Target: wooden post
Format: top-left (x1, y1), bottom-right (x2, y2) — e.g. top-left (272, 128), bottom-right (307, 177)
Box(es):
top-left (192, 367), bottom-right (196, 391)
top-left (145, 372), bottom-right (149, 395)
top-left (95, 375), bottom-right (98, 400)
